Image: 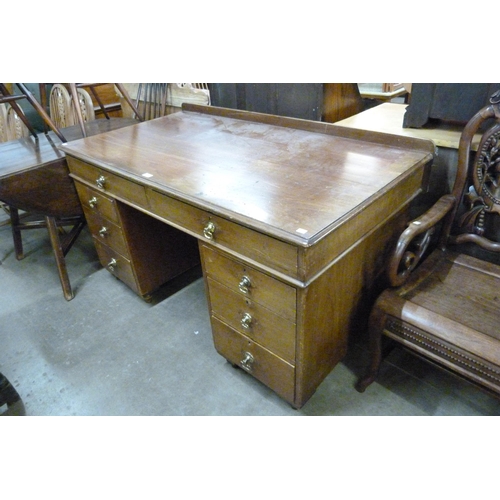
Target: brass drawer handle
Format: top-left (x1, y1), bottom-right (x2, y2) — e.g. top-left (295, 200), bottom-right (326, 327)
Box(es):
top-left (96, 175), bottom-right (107, 189)
top-left (88, 196), bottom-right (98, 208)
top-left (99, 226), bottom-right (108, 237)
top-left (240, 351), bottom-right (254, 373)
top-left (203, 221), bottom-right (216, 240)
top-left (241, 312), bottom-right (252, 329)
top-left (239, 275), bottom-right (251, 294)
top-left (107, 258), bottom-right (117, 271)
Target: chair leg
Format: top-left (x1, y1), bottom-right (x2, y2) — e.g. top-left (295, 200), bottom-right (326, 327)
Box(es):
top-left (45, 216), bottom-right (74, 301)
top-left (9, 206), bottom-right (24, 260)
top-left (355, 306), bottom-right (387, 392)
top-left (58, 217), bottom-right (86, 257)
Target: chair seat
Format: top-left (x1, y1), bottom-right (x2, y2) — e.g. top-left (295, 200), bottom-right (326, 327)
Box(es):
top-left (376, 249), bottom-right (500, 393)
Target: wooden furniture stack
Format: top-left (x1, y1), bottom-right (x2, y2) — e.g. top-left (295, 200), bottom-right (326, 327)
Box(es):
top-left (60, 104), bottom-right (434, 407)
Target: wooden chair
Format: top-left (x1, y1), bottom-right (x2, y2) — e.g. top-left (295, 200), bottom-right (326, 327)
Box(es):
top-left (123, 83), bottom-right (210, 120)
top-left (49, 84), bottom-right (95, 129)
top-left (135, 83), bottom-right (170, 120)
top-left (67, 83), bottom-right (143, 136)
top-left (356, 91), bottom-right (500, 397)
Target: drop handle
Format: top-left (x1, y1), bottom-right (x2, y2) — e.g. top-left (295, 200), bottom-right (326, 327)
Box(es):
top-left (107, 258), bottom-right (117, 271)
top-left (96, 175), bottom-right (107, 189)
top-left (203, 221), bottom-right (216, 240)
top-left (88, 196), bottom-right (98, 208)
top-left (239, 276), bottom-right (251, 294)
top-left (240, 352), bottom-right (254, 373)
top-left (241, 313), bottom-right (252, 329)
top-left (99, 226), bottom-right (108, 237)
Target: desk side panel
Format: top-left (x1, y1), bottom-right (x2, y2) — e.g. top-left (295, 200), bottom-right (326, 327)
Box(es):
top-left (294, 203), bottom-right (411, 407)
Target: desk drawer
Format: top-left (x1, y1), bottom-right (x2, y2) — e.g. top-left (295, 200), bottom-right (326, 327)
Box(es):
top-left (75, 182), bottom-right (119, 223)
top-left (207, 278), bottom-right (296, 364)
top-left (67, 156), bottom-right (148, 208)
top-left (93, 239), bottom-right (138, 294)
top-left (148, 188), bottom-right (298, 277)
top-left (84, 208), bottom-right (129, 258)
top-left (211, 317), bottom-right (295, 404)
top-left (201, 245), bottom-right (296, 322)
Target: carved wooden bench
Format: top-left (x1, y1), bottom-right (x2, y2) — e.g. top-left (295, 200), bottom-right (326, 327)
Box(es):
top-left (356, 91), bottom-right (500, 397)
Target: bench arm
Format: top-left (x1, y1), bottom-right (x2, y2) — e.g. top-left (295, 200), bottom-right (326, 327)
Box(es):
top-left (387, 195), bottom-right (456, 287)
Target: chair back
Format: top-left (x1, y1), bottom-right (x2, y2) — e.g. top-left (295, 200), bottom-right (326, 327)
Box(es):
top-left (0, 103), bottom-right (30, 142)
top-left (128, 83), bottom-right (211, 120)
top-left (49, 84), bottom-right (95, 129)
top-left (136, 83), bottom-right (170, 120)
top-left (444, 91), bottom-right (500, 253)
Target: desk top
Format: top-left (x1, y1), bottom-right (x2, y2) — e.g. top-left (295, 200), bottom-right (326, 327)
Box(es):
top-left (60, 105), bottom-right (434, 246)
top-left (336, 102), bottom-right (482, 150)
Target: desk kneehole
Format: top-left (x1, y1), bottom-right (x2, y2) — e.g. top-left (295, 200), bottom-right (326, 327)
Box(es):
top-left (147, 188), bottom-right (298, 279)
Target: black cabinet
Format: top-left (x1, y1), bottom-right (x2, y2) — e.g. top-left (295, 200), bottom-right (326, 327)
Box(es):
top-left (403, 83), bottom-right (500, 128)
top-left (208, 83), bottom-right (323, 121)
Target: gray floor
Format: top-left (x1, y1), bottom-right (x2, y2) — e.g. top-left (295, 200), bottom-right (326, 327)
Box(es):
top-left (1, 208), bottom-right (500, 416)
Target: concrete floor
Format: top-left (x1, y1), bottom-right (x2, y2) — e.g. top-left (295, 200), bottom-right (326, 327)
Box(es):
top-left (1, 207), bottom-right (500, 416)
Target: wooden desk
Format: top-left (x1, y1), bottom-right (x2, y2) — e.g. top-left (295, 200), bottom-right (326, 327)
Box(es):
top-left (60, 104), bottom-right (434, 408)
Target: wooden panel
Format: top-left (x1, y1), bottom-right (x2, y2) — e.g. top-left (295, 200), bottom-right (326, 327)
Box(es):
top-left (403, 83), bottom-right (500, 128)
top-left (207, 278), bottom-right (296, 364)
top-left (84, 83), bottom-right (122, 118)
top-left (116, 202), bottom-right (200, 297)
top-left (322, 83), bottom-right (363, 123)
top-left (294, 204), bottom-right (410, 406)
top-left (209, 83), bottom-right (323, 121)
top-left (211, 317), bottom-right (295, 405)
top-left (200, 244), bottom-right (296, 321)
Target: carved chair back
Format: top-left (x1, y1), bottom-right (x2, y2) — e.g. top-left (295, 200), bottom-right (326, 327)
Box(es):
top-left (387, 91), bottom-right (500, 287)
top-left (444, 90), bottom-right (500, 253)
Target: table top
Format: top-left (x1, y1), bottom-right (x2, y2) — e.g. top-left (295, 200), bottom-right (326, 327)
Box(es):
top-left (336, 102), bottom-right (482, 150)
top-left (358, 87), bottom-right (407, 101)
top-left (60, 105), bottom-right (434, 246)
top-left (0, 118), bottom-right (138, 180)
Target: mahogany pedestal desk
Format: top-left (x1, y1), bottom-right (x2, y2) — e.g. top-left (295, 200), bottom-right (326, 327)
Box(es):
top-left (60, 104), bottom-right (434, 408)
